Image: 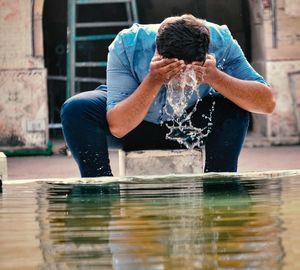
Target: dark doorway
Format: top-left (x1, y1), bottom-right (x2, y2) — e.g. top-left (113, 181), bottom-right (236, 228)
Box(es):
top-left (43, 0), bottom-right (67, 135)
top-left (137, 0), bottom-right (251, 60)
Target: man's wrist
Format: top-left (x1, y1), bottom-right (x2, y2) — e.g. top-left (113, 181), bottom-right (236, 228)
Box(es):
top-left (210, 69), bottom-right (226, 89)
top-left (146, 73), bottom-right (164, 89)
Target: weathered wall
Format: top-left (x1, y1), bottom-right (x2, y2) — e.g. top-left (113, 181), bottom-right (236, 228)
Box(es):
top-left (0, 0), bottom-right (298, 149)
top-left (0, 0), bottom-right (48, 150)
top-left (267, 62), bottom-right (300, 141)
top-left (264, 0), bottom-right (300, 61)
top-left (248, 0), bottom-right (300, 144)
top-left (264, 0), bottom-right (300, 143)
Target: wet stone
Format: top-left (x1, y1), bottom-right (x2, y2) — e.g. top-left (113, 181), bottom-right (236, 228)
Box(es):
top-left (119, 149), bottom-right (203, 176)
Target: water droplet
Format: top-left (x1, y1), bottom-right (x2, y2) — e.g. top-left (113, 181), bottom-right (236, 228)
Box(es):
top-left (163, 66), bottom-right (215, 149)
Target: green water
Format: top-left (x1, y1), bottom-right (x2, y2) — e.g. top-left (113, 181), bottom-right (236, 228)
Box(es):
top-left (1, 175), bottom-right (300, 269)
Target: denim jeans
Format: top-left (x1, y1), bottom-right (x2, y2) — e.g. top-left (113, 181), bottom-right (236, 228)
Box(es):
top-left (61, 89), bottom-right (249, 177)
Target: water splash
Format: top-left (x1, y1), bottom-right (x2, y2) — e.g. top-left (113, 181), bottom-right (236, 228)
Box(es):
top-left (163, 66), bottom-right (215, 149)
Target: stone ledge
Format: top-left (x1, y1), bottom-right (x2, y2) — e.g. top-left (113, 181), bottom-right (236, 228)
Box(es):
top-left (3, 169), bottom-right (300, 186)
top-left (0, 152), bottom-right (8, 181)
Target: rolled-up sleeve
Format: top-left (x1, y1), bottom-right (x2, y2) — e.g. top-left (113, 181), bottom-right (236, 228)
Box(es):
top-left (106, 35), bottom-right (139, 111)
top-left (222, 27), bottom-right (268, 86)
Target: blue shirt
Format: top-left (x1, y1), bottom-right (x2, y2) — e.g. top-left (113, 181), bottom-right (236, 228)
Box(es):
top-left (106, 22), bottom-right (268, 124)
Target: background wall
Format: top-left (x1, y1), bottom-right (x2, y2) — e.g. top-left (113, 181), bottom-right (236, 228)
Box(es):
top-left (0, 0), bottom-right (48, 151)
top-left (1, 0), bottom-right (300, 149)
top-left (257, 0), bottom-right (300, 143)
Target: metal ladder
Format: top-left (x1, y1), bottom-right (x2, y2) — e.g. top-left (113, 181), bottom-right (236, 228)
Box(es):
top-left (66, 0), bottom-right (139, 99)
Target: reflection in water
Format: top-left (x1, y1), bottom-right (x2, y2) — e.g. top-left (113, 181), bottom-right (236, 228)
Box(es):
top-left (33, 176), bottom-right (285, 269)
top-left (37, 184), bottom-right (120, 269)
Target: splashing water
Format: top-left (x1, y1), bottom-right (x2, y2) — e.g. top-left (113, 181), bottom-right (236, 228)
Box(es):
top-left (163, 66), bottom-right (215, 149)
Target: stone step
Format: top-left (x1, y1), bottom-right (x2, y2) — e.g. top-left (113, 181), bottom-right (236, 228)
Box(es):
top-left (118, 149), bottom-right (203, 176)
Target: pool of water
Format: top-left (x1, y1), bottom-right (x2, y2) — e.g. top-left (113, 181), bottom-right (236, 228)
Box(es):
top-left (1, 172), bottom-right (300, 270)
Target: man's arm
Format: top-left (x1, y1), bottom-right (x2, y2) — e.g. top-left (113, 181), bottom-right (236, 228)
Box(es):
top-left (192, 54), bottom-right (275, 114)
top-left (107, 54), bottom-right (185, 138)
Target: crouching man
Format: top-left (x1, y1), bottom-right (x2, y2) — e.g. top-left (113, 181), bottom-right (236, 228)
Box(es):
top-left (61, 14), bottom-right (275, 177)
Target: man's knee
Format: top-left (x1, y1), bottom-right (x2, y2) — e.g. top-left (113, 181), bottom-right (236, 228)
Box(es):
top-left (60, 95), bottom-right (85, 121)
top-left (60, 91), bottom-right (107, 126)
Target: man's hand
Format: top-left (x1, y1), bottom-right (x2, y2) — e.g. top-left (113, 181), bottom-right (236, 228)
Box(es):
top-left (191, 54), bottom-right (223, 86)
top-left (149, 53), bottom-right (185, 85)
top-left (190, 54), bottom-right (275, 114)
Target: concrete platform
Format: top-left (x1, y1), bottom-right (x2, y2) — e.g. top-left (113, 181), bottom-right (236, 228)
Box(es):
top-left (5, 145), bottom-right (300, 180)
top-left (119, 149), bottom-right (203, 176)
top-left (0, 152), bottom-right (8, 181)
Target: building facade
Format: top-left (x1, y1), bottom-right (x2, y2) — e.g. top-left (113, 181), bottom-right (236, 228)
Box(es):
top-left (0, 0), bottom-right (299, 151)
top-left (0, 0), bottom-right (48, 151)
top-left (249, 0), bottom-right (300, 145)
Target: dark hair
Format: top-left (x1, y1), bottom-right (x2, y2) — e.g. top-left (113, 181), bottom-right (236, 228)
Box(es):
top-left (156, 14), bottom-right (210, 63)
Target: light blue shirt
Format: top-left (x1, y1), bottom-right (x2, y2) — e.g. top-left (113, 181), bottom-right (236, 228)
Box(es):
top-left (106, 22), bottom-right (268, 124)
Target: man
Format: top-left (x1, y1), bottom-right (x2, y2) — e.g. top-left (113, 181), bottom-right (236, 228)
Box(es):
top-left (61, 14), bottom-right (275, 177)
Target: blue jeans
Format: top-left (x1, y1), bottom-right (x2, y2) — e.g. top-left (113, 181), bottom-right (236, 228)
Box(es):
top-left (61, 89), bottom-right (249, 177)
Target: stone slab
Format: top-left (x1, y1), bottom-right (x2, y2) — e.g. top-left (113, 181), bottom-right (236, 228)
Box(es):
top-left (0, 152), bottom-right (8, 181)
top-left (0, 69), bottom-right (48, 150)
top-left (285, 0), bottom-right (300, 17)
top-left (3, 169), bottom-right (300, 185)
top-left (266, 61), bottom-right (300, 139)
top-left (118, 149), bottom-right (203, 176)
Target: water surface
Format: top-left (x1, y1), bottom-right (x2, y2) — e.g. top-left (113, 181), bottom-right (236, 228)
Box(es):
top-left (0, 174), bottom-right (300, 269)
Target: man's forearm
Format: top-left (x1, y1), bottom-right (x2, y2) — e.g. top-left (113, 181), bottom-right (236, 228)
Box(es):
top-left (107, 74), bottom-right (161, 138)
top-left (211, 70), bottom-right (276, 114)
top-left (107, 56), bottom-right (184, 138)
top-left (192, 55), bottom-right (276, 114)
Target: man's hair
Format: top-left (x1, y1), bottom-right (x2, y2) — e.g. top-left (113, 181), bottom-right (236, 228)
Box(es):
top-left (156, 14), bottom-right (210, 63)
